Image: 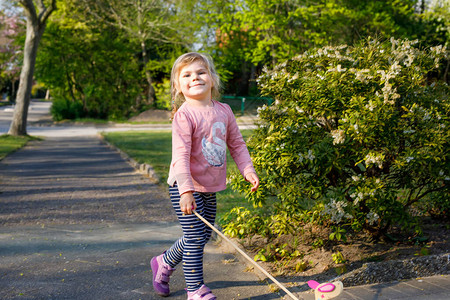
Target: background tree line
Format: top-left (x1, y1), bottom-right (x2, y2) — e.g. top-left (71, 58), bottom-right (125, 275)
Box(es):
top-left (0, 0), bottom-right (449, 122)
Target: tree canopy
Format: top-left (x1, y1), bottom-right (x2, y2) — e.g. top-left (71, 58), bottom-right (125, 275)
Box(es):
top-left (0, 8), bottom-right (24, 100)
top-left (2, 0), bottom-right (448, 119)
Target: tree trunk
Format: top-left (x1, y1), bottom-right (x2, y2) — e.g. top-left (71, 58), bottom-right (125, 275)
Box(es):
top-left (11, 79), bottom-right (16, 102)
top-left (136, 0), bottom-right (155, 107)
top-left (141, 38), bottom-right (156, 107)
top-left (8, 22), bottom-right (43, 136)
top-left (8, 0), bottom-right (56, 136)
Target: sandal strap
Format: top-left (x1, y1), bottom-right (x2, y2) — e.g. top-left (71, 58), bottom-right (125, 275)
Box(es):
top-left (163, 265), bottom-right (175, 276)
top-left (156, 265), bottom-right (174, 282)
top-left (156, 273), bottom-right (170, 283)
top-left (190, 285), bottom-right (216, 300)
top-left (199, 293), bottom-right (216, 300)
top-left (196, 285), bottom-right (211, 295)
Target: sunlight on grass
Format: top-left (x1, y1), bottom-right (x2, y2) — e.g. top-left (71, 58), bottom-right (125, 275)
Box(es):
top-left (0, 134), bottom-right (35, 160)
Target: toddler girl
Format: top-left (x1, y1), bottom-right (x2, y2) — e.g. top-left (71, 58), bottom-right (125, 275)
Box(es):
top-left (151, 52), bottom-right (259, 299)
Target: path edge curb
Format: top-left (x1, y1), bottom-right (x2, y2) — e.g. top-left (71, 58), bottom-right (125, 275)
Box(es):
top-left (97, 133), bottom-right (160, 184)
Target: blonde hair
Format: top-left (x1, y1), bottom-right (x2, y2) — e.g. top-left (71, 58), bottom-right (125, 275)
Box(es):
top-left (170, 52), bottom-right (221, 117)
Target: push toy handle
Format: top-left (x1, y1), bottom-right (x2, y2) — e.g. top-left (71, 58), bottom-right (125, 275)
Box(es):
top-left (193, 210), bottom-right (299, 300)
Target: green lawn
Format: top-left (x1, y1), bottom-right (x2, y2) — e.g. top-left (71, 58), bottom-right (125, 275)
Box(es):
top-left (0, 134), bottom-right (35, 160)
top-left (102, 129), bottom-right (255, 220)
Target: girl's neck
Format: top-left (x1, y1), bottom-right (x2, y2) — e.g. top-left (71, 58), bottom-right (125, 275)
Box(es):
top-left (185, 98), bottom-right (213, 108)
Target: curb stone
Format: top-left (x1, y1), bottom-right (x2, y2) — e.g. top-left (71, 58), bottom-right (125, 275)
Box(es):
top-left (97, 133), bottom-right (160, 184)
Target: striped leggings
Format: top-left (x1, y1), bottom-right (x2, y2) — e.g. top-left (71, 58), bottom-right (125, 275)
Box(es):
top-left (162, 184), bottom-right (217, 292)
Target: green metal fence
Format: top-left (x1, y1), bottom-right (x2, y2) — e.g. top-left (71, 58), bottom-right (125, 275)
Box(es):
top-left (221, 95), bottom-right (274, 115)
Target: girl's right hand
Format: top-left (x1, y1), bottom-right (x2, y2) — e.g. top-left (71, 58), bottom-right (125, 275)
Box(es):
top-left (245, 172), bottom-right (260, 192)
top-left (180, 192), bottom-right (196, 215)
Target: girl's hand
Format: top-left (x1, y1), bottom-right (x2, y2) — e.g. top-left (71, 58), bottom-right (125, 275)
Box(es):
top-left (245, 172), bottom-right (260, 192)
top-left (180, 192), bottom-right (196, 215)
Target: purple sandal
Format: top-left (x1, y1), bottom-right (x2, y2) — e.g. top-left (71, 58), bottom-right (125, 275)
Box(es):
top-left (187, 285), bottom-right (217, 300)
top-left (151, 254), bottom-right (175, 297)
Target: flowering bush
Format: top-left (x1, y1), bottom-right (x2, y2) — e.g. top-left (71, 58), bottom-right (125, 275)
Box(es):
top-left (230, 38), bottom-right (449, 238)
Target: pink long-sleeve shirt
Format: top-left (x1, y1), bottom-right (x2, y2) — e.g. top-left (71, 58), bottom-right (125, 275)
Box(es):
top-left (167, 100), bottom-right (255, 195)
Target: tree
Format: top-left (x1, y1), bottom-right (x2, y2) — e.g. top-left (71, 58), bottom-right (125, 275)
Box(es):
top-left (0, 11), bottom-right (24, 101)
top-left (36, 15), bottom-right (143, 120)
top-left (199, 0), bottom-right (444, 95)
top-left (34, 0), bottom-right (191, 120)
top-left (8, 0), bottom-right (56, 136)
top-left (80, 0), bottom-right (192, 107)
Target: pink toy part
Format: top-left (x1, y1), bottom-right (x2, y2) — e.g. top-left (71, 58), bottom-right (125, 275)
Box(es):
top-left (307, 280), bottom-right (320, 290)
top-left (307, 280), bottom-right (344, 300)
top-left (317, 283), bottom-right (336, 293)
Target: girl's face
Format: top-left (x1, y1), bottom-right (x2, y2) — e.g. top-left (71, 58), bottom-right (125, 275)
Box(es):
top-left (178, 60), bottom-right (212, 103)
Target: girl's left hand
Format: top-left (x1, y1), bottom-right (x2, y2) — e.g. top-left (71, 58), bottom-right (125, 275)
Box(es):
top-left (245, 172), bottom-right (260, 192)
top-left (180, 192), bottom-right (196, 215)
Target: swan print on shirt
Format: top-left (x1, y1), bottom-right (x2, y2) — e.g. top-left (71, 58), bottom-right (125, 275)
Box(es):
top-left (202, 122), bottom-right (226, 167)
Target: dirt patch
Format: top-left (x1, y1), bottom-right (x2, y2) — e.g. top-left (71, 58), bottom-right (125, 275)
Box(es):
top-left (236, 218), bottom-right (449, 285)
top-left (128, 109), bottom-right (171, 122)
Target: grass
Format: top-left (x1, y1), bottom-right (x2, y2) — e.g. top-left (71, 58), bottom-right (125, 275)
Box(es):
top-left (102, 130), bottom-right (173, 183)
top-left (102, 129), bottom-right (255, 220)
top-left (0, 134), bottom-right (36, 160)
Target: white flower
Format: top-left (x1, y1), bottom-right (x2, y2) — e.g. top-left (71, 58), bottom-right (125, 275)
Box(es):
top-left (336, 64), bottom-right (347, 72)
top-left (352, 175), bottom-right (360, 182)
top-left (321, 199), bottom-right (352, 223)
top-left (366, 211), bottom-right (379, 225)
top-left (389, 61), bottom-right (402, 75)
top-left (331, 129), bottom-right (345, 145)
top-left (365, 100), bottom-right (375, 111)
top-left (257, 104), bottom-right (267, 114)
top-left (365, 152), bottom-right (384, 169)
top-left (403, 129), bottom-right (415, 134)
top-left (430, 45), bottom-right (445, 55)
top-left (406, 156), bottom-right (414, 163)
top-left (307, 149), bottom-right (315, 161)
top-left (298, 153), bottom-right (304, 162)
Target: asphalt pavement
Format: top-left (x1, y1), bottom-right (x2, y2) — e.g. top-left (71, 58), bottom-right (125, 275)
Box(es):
top-left (0, 101), bottom-right (449, 299)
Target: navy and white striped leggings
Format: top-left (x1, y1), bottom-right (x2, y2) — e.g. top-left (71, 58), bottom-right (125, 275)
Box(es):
top-left (162, 184), bottom-right (217, 292)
